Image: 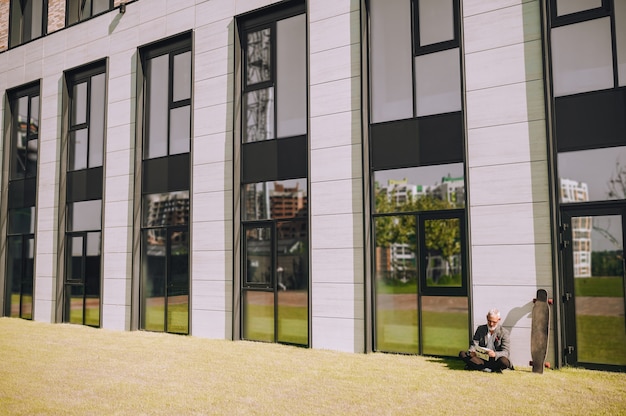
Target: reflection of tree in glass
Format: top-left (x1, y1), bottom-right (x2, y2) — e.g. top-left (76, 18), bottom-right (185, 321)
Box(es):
top-left (608, 160), bottom-right (626, 200)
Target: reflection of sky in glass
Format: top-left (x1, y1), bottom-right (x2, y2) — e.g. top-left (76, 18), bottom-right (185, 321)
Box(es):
top-left (558, 146), bottom-right (626, 201)
top-left (374, 163), bottom-right (464, 189)
top-left (591, 215), bottom-right (623, 252)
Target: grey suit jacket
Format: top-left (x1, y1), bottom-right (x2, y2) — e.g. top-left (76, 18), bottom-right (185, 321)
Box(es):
top-left (469, 324), bottom-right (511, 359)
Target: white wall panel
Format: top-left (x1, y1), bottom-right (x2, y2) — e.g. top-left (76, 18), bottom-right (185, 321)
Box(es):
top-left (470, 203), bottom-right (551, 246)
top-left (193, 132), bottom-right (232, 165)
top-left (471, 244), bottom-right (553, 286)
top-left (312, 316), bottom-right (364, 353)
top-left (310, 179), bottom-right (362, 216)
top-left (192, 220), bottom-right (233, 251)
top-left (102, 304), bottom-right (130, 331)
top-left (469, 161), bottom-right (549, 206)
top-left (311, 213), bottom-right (363, 249)
top-left (192, 190), bottom-right (232, 222)
top-left (311, 248), bottom-right (364, 284)
top-left (191, 309), bottom-right (232, 339)
top-left (310, 144), bottom-right (362, 183)
top-left (310, 111), bottom-right (361, 150)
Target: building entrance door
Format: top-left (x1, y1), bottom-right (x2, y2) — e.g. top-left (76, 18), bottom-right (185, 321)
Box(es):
top-left (561, 208), bottom-right (626, 368)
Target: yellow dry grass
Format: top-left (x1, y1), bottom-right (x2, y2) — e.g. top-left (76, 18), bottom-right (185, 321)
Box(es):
top-left (1, 317), bottom-right (625, 415)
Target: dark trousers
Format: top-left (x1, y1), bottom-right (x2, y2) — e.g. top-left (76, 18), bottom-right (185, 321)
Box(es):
top-left (459, 350), bottom-right (512, 371)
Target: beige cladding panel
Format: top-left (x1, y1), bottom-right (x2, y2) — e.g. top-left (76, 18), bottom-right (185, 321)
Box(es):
top-left (0, 0), bottom-right (8, 51)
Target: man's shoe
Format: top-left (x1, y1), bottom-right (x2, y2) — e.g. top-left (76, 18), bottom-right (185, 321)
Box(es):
top-left (482, 368), bottom-right (492, 373)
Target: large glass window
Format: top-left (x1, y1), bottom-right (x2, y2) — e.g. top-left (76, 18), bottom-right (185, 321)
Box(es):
top-left (63, 63), bottom-right (106, 327)
top-left (238, 1), bottom-right (309, 347)
top-left (9, 0), bottom-right (46, 48)
top-left (66, 0), bottom-right (112, 25)
top-left (4, 84), bottom-right (39, 319)
top-left (139, 34), bottom-right (192, 335)
top-left (369, 0), bottom-right (468, 356)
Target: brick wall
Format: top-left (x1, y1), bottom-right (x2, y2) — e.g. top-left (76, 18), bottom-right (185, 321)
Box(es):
top-left (0, 0), bottom-right (9, 52)
top-left (48, 0), bottom-right (66, 34)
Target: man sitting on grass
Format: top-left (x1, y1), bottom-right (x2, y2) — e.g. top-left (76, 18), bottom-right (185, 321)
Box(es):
top-left (459, 308), bottom-right (514, 373)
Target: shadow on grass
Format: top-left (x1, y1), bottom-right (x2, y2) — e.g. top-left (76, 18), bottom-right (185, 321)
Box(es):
top-left (425, 356), bottom-right (466, 370)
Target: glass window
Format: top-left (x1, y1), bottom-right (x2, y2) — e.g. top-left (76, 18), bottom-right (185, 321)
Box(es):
top-left (67, 0), bottom-right (112, 25)
top-left (9, 0), bottom-right (45, 48)
top-left (369, 0), bottom-right (414, 123)
top-left (243, 88), bottom-right (275, 143)
top-left (276, 14), bottom-right (307, 138)
top-left (67, 200), bottom-right (102, 231)
top-left (421, 296), bottom-right (468, 355)
top-left (11, 93), bottom-right (39, 180)
top-left (414, 48), bottom-right (461, 117)
top-left (423, 217), bottom-right (462, 288)
top-left (374, 215), bottom-right (418, 353)
top-left (417, 0), bottom-right (455, 47)
top-left (551, 17), bottom-right (613, 96)
top-left (67, 66), bottom-right (106, 171)
top-left (245, 226), bottom-right (272, 286)
top-left (144, 43), bottom-right (192, 159)
top-left (246, 28), bottom-right (272, 86)
top-left (558, 146), bottom-right (626, 203)
top-left (8, 207), bottom-right (35, 235)
top-left (243, 179), bottom-right (307, 220)
top-left (142, 192), bottom-right (190, 228)
top-left (374, 164), bottom-right (465, 213)
top-left (556, 0), bottom-right (602, 16)
top-left (615, 0), bottom-right (626, 87)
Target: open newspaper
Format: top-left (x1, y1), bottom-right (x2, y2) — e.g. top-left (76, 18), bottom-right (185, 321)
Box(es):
top-left (474, 346), bottom-right (492, 360)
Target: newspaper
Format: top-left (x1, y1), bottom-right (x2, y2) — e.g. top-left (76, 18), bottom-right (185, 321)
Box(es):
top-left (474, 346), bottom-right (492, 360)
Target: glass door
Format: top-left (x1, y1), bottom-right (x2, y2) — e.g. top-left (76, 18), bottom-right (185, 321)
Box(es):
top-left (562, 209), bottom-right (626, 368)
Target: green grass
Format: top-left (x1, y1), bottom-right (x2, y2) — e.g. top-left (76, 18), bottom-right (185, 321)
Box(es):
top-left (575, 277), bottom-right (624, 297)
top-left (1, 318), bottom-right (626, 415)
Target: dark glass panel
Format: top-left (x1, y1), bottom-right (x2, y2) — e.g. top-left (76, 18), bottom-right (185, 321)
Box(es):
top-left (8, 207), bottom-right (35, 234)
top-left (374, 164), bottom-right (465, 213)
top-left (142, 154), bottom-right (190, 194)
top-left (374, 215), bottom-right (418, 353)
top-left (558, 146), bottom-right (626, 203)
top-left (142, 191), bottom-right (190, 228)
top-left (89, 72), bottom-right (106, 168)
top-left (66, 168), bottom-right (103, 202)
top-left (69, 129), bottom-right (89, 171)
top-left (66, 284), bottom-right (84, 325)
top-left (167, 230), bottom-right (189, 334)
top-left (277, 135), bottom-right (307, 180)
top-left (173, 51), bottom-right (192, 102)
top-left (421, 296), bottom-right (468, 356)
top-left (8, 178), bottom-right (36, 209)
top-left (245, 227), bottom-right (272, 286)
top-left (243, 290), bottom-right (275, 342)
top-left (29, 0), bottom-right (44, 40)
top-left (9, 0), bottom-right (23, 47)
top-left (276, 220), bottom-right (308, 345)
top-left (246, 28), bottom-right (271, 85)
top-left (169, 105), bottom-right (190, 155)
top-left (555, 89), bottom-right (626, 153)
top-left (142, 230), bottom-right (166, 332)
top-left (243, 88), bottom-right (274, 143)
top-left (423, 218), bottom-right (462, 288)
top-left (6, 237), bottom-right (24, 318)
top-left (242, 140), bottom-right (278, 183)
top-left (145, 54), bottom-right (169, 159)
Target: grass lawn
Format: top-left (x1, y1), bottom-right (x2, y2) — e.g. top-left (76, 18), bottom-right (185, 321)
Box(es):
top-left (2, 318), bottom-right (625, 415)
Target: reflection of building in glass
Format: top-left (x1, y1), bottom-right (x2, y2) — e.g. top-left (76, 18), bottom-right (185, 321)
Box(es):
top-left (145, 193), bottom-right (190, 248)
top-left (375, 244), bottom-right (417, 281)
top-left (271, 182), bottom-right (307, 219)
top-left (378, 175), bottom-right (464, 206)
top-left (244, 183), bottom-right (270, 219)
top-left (561, 178), bottom-right (592, 277)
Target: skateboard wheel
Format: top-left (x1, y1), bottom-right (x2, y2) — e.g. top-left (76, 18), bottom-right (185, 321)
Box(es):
top-left (529, 360), bottom-right (533, 366)
top-left (532, 298), bottom-right (536, 303)
top-left (548, 299), bottom-right (553, 305)
top-left (545, 362), bottom-right (551, 369)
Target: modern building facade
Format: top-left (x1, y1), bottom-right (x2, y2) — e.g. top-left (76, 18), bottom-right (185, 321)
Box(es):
top-left (1, 0), bottom-right (625, 371)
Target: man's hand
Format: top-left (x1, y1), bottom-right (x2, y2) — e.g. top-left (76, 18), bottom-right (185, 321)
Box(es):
top-left (469, 351), bottom-right (476, 358)
top-left (488, 350), bottom-right (496, 358)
